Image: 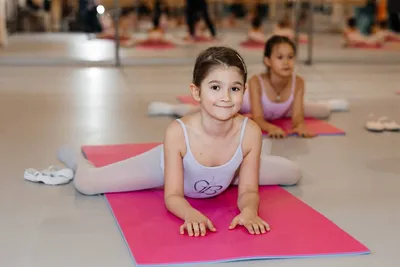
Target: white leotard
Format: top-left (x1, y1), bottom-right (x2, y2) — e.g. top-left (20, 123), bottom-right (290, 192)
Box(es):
top-left (160, 117), bottom-right (249, 198)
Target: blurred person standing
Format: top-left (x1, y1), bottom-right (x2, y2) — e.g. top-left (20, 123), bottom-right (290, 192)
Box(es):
top-left (387, 0), bottom-right (400, 32)
top-left (0, 0), bottom-right (7, 47)
top-left (185, 0), bottom-right (216, 40)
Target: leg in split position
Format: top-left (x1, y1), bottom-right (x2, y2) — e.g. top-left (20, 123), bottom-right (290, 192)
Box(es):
top-left (59, 139), bottom-right (300, 196)
top-left (58, 144), bottom-right (165, 195)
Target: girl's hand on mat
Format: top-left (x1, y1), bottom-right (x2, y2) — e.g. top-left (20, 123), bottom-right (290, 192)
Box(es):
top-left (267, 125), bottom-right (286, 139)
top-left (229, 210), bottom-right (270, 235)
top-left (289, 124), bottom-right (316, 138)
top-left (180, 209), bottom-right (216, 237)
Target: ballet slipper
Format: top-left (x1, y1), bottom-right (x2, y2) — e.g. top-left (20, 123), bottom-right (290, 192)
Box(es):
top-left (24, 166), bottom-right (74, 185)
top-left (377, 116), bottom-right (400, 132)
top-left (365, 114), bottom-right (384, 132)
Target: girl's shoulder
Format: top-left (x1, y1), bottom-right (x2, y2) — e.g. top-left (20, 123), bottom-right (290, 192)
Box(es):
top-left (294, 74), bottom-right (304, 86)
top-left (233, 114), bottom-right (261, 138)
top-left (248, 73), bottom-right (264, 84)
top-left (163, 117), bottom-right (190, 156)
top-left (236, 115), bottom-right (262, 155)
top-left (293, 72), bottom-right (304, 81)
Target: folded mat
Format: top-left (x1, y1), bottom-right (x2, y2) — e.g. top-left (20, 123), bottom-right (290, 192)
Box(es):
top-left (176, 95), bottom-right (345, 136)
top-left (82, 143), bottom-right (370, 266)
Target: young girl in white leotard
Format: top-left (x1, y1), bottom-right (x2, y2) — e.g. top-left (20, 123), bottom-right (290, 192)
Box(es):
top-left (148, 36), bottom-right (348, 138)
top-left (53, 46), bottom-right (301, 238)
top-left (241, 35), bottom-right (348, 138)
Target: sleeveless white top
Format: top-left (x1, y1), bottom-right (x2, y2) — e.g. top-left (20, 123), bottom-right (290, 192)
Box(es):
top-left (160, 117), bottom-right (249, 198)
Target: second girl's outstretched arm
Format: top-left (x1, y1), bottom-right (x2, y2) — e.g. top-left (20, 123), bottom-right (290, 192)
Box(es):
top-left (290, 76), bottom-right (306, 128)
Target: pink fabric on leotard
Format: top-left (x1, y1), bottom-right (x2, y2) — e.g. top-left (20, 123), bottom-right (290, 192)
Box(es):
top-left (241, 73), bottom-right (296, 120)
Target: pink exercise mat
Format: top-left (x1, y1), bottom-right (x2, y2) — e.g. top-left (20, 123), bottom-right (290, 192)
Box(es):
top-left (176, 95), bottom-right (345, 136)
top-left (136, 39), bottom-right (176, 50)
top-left (240, 40), bottom-right (265, 49)
top-left (346, 42), bottom-right (400, 50)
top-left (82, 143), bottom-right (370, 266)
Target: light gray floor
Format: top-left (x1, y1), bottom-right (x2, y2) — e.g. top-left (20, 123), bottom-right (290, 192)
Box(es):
top-left (1, 33), bottom-right (400, 267)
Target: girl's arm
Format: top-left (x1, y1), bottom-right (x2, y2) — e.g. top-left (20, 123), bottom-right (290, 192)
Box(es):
top-left (229, 120), bottom-right (270, 234)
top-left (163, 121), bottom-right (194, 220)
top-left (236, 119), bottom-right (262, 214)
top-left (248, 75), bottom-right (280, 132)
top-left (289, 76), bottom-right (315, 138)
top-left (290, 76), bottom-right (306, 129)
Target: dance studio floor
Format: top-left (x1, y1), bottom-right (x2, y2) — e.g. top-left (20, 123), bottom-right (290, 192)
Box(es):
top-left (1, 31), bottom-right (400, 267)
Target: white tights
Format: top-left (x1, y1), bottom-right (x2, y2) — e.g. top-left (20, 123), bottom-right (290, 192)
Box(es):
top-left (73, 140), bottom-right (301, 196)
top-left (287, 101), bottom-right (332, 119)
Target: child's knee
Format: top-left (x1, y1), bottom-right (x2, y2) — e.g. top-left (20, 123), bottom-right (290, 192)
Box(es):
top-left (73, 172), bottom-right (98, 196)
top-left (278, 158), bottom-right (302, 186)
top-left (259, 156), bottom-right (302, 186)
top-left (320, 105), bottom-right (332, 118)
top-left (304, 102), bottom-right (332, 119)
top-left (285, 161), bottom-right (302, 185)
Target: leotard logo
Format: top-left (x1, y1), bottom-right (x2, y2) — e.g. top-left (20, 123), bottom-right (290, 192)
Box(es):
top-left (194, 177), bottom-right (223, 195)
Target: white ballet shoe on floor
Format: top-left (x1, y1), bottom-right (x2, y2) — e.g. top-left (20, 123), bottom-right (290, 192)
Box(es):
top-left (24, 166), bottom-right (74, 185)
top-left (365, 115), bottom-right (400, 132)
top-left (365, 119), bottom-right (385, 132)
top-left (377, 116), bottom-right (400, 131)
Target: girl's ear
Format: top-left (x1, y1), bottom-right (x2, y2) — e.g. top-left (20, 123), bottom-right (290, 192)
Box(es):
top-left (189, 83), bottom-right (201, 102)
top-left (263, 57), bottom-right (271, 68)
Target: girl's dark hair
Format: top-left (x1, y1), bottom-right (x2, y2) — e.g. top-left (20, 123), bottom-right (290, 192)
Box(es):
top-left (192, 46), bottom-right (247, 87)
top-left (264, 35), bottom-right (296, 58)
